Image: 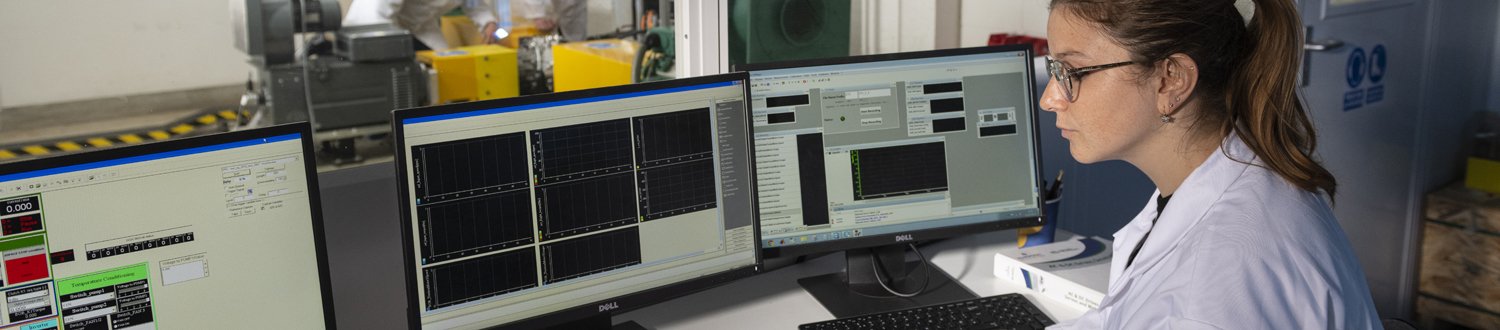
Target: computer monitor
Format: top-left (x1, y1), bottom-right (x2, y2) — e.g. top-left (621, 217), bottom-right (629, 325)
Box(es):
top-left (740, 45), bottom-right (1044, 317)
top-left (0, 123), bottom-right (336, 329)
top-left (392, 73), bottom-right (761, 329)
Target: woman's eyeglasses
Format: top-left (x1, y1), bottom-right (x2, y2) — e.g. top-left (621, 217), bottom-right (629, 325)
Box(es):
top-left (1046, 57), bottom-right (1134, 102)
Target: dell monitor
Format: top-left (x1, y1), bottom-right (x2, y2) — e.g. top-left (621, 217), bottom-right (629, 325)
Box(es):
top-left (741, 45), bottom-right (1045, 317)
top-left (392, 73), bottom-right (761, 329)
top-left (0, 123), bottom-right (336, 329)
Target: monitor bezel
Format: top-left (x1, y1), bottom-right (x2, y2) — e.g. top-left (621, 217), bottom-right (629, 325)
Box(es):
top-left (738, 45), bottom-right (1046, 259)
top-left (0, 122), bottom-right (339, 329)
top-left (391, 73), bottom-right (762, 329)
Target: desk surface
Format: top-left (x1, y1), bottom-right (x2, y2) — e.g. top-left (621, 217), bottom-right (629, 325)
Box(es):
top-left (620, 230), bottom-right (1088, 329)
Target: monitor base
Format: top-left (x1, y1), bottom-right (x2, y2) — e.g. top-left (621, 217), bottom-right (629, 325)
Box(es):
top-left (612, 320), bottom-right (649, 330)
top-left (798, 247), bottom-right (978, 318)
top-left (543, 313), bottom-right (650, 330)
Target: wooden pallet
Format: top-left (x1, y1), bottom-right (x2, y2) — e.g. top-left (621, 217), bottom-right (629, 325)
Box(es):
top-left (1418, 183), bottom-right (1500, 329)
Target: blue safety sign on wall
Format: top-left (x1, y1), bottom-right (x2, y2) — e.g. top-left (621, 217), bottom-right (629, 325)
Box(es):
top-left (1365, 44), bottom-right (1386, 104)
top-left (1346, 47), bottom-right (1366, 89)
top-left (1343, 47), bottom-right (1365, 111)
top-left (1342, 45), bottom-right (1388, 112)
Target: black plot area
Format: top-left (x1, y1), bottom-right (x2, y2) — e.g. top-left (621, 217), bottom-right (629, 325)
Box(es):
top-left (767, 112), bottom-right (796, 124)
top-left (923, 81), bottom-right (963, 94)
top-left (531, 119), bottom-right (634, 184)
top-left (540, 227), bottom-right (642, 284)
top-left (638, 159), bottom-right (717, 221)
top-left (536, 172), bottom-right (637, 241)
top-left (980, 124), bottom-right (1018, 137)
top-left (932, 117), bottom-right (966, 133)
top-left (634, 108), bottom-right (714, 167)
top-left (411, 132), bottom-right (529, 203)
top-left (766, 94), bottom-right (811, 107)
top-left (850, 142), bottom-right (950, 200)
top-left (797, 134), bottom-right (830, 227)
top-left (422, 248), bottom-right (538, 310)
top-left (929, 97), bottom-right (965, 114)
top-left (418, 189), bottom-right (534, 264)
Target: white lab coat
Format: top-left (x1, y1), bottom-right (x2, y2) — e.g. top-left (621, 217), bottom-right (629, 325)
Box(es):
top-left (345, 0), bottom-right (498, 50)
top-left (517, 0), bottom-right (588, 41)
top-left (1050, 135), bottom-right (1381, 329)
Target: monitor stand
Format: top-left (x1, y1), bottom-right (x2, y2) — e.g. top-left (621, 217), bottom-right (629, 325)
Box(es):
top-left (798, 244), bottom-right (978, 318)
top-left (543, 313), bottom-right (650, 330)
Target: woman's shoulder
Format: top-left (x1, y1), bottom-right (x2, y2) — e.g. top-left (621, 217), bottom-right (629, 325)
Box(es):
top-left (1195, 136), bottom-right (1334, 231)
top-left (1188, 160), bottom-right (1343, 254)
top-left (1171, 167), bottom-right (1377, 328)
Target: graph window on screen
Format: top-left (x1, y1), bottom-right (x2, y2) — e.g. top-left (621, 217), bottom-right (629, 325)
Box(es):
top-left (849, 141), bottom-right (949, 201)
top-left (398, 79), bottom-right (758, 328)
top-left (0, 128), bottom-right (331, 329)
top-left (634, 108), bottom-right (718, 221)
top-left (412, 133), bottom-right (535, 263)
top-left (749, 50), bottom-right (1042, 247)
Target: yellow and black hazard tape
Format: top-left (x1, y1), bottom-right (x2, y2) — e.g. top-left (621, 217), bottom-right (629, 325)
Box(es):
top-left (0, 109), bottom-right (247, 161)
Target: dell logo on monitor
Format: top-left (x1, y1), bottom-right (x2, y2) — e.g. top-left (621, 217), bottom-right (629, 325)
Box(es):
top-left (895, 234), bottom-right (914, 242)
top-left (599, 302), bottom-right (620, 312)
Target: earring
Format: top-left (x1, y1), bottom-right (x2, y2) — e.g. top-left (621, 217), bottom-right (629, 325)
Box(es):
top-left (1161, 114), bottom-right (1174, 123)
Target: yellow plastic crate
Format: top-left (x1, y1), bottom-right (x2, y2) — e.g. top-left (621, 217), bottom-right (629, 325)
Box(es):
top-left (552, 39), bottom-right (638, 92)
top-left (418, 45), bottom-right (520, 104)
top-left (1467, 157), bottom-right (1500, 194)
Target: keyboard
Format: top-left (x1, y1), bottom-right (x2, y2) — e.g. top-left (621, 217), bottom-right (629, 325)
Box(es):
top-left (798, 293), bottom-right (1056, 330)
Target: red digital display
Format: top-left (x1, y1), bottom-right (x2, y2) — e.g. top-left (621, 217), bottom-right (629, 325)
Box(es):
top-left (1, 214), bottom-right (43, 236)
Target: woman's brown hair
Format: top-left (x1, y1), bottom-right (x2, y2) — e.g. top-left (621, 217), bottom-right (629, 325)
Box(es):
top-left (1050, 0), bottom-right (1337, 199)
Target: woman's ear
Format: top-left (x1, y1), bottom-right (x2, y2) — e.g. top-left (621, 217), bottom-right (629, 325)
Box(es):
top-left (1157, 53), bottom-right (1199, 116)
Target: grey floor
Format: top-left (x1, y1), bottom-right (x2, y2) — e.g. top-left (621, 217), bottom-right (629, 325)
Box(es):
top-left (0, 85), bottom-right (240, 148)
top-left (0, 108), bottom-right (200, 146)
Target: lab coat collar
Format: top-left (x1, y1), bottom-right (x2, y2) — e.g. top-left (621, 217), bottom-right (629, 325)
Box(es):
top-left (1106, 135), bottom-right (1255, 294)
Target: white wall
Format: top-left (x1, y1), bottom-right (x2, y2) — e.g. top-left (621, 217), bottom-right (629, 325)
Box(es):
top-left (0, 1), bottom-right (253, 108)
top-left (959, 0), bottom-right (1049, 47)
top-left (1492, 3), bottom-right (1500, 111)
top-left (897, 1), bottom-right (937, 52)
top-left (852, 0), bottom-right (1050, 52)
top-left (586, 0), bottom-right (619, 37)
top-left (850, 0), bottom-right (966, 54)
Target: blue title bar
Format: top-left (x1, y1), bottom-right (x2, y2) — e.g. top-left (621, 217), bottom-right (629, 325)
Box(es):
top-left (0, 133), bottom-right (301, 183)
top-left (402, 81), bottom-right (738, 125)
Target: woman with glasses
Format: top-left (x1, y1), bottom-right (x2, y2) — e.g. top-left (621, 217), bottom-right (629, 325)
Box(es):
top-left (1040, 0), bottom-right (1380, 328)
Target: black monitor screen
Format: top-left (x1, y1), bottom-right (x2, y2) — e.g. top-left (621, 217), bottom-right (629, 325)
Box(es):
top-left (393, 74), bottom-right (760, 328)
top-left (745, 47), bottom-right (1044, 256)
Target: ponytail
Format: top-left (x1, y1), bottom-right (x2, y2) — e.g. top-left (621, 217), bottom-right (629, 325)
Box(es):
top-left (1051, 0), bottom-right (1337, 199)
top-left (1225, 0), bottom-right (1338, 199)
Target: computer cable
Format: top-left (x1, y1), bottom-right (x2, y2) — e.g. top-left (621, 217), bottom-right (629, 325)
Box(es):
top-left (870, 243), bottom-right (930, 298)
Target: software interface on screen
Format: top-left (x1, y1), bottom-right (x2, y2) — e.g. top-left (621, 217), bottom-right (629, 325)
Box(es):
top-left (0, 133), bottom-right (328, 329)
top-left (398, 80), bottom-right (758, 328)
top-left (750, 50), bottom-right (1043, 249)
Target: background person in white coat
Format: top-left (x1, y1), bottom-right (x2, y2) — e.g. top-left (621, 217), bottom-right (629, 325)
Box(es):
top-left (517, 0), bottom-right (588, 42)
top-left (1038, 0), bottom-right (1382, 328)
top-left (345, 0), bottom-right (501, 50)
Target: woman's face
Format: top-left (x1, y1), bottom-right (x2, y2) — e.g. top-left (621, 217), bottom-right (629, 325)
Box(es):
top-left (1041, 9), bottom-right (1162, 164)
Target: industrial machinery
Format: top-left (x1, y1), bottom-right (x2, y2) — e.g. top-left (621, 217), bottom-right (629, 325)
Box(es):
top-left (552, 39), bottom-right (639, 92)
top-left (516, 34), bottom-right (561, 95)
top-left (634, 26), bottom-right (676, 83)
top-left (417, 45), bottom-right (520, 104)
top-left (728, 0), bottom-right (850, 66)
top-left (231, 0), bottom-right (428, 165)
